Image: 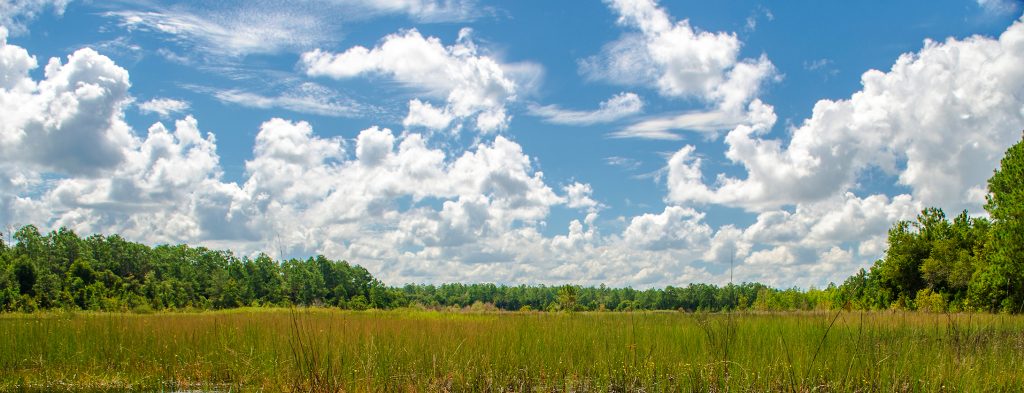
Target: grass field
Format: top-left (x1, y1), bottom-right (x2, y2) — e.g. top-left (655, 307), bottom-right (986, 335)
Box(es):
top-left (1, 308), bottom-right (1023, 392)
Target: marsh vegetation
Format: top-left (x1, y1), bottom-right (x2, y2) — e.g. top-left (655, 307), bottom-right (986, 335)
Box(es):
top-left (2, 308), bottom-right (1023, 392)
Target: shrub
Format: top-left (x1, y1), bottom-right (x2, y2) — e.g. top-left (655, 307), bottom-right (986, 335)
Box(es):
top-left (915, 288), bottom-right (947, 313)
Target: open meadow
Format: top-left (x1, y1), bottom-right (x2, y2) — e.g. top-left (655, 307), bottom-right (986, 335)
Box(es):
top-left (1, 308), bottom-right (1023, 392)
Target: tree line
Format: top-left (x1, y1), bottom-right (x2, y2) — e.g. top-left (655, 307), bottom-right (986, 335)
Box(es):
top-left (0, 225), bottom-right (864, 313)
top-left (0, 219), bottom-right (1016, 313)
top-left (1, 133), bottom-right (1022, 313)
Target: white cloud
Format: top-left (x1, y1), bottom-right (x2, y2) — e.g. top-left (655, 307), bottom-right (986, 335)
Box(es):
top-left (106, 6), bottom-right (333, 57)
top-left (230, 119), bottom-right (571, 260)
top-left (582, 0), bottom-right (777, 137)
top-left (9, 14), bottom-right (1023, 290)
top-left (586, 0), bottom-right (741, 98)
top-left (622, 206), bottom-right (712, 251)
top-left (977, 0), bottom-right (1020, 14)
top-left (355, 126), bottom-right (395, 167)
top-left (343, 0), bottom-right (486, 22)
top-left (404, 99), bottom-right (454, 130)
top-left (716, 193), bottom-right (923, 287)
top-left (0, 34), bottom-right (133, 176)
top-left (744, 5), bottom-right (773, 32)
top-left (564, 182), bottom-right (600, 211)
top-left (0, 49), bottom-right (922, 288)
top-left (745, 245), bottom-right (795, 267)
top-left (242, 118), bottom-right (346, 208)
top-left (206, 83), bottom-right (366, 118)
top-left (804, 58), bottom-right (832, 71)
top-left (3, 104), bottom-right (743, 288)
top-left (102, 0), bottom-right (486, 58)
top-left (742, 193), bottom-right (920, 249)
top-left (138, 98), bottom-right (190, 118)
top-left (551, 212), bottom-right (599, 250)
top-left (529, 92), bottom-right (643, 125)
top-left (2, 107), bottom-right (579, 280)
top-left (0, 0), bottom-right (69, 35)
top-left (667, 18), bottom-right (1024, 213)
top-left (605, 156), bottom-right (642, 171)
top-left (803, 58), bottom-right (839, 80)
top-left (301, 27), bottom-right (527, 133)
top-left (650, 19), bottom-right (1024, 284)
top-left (703, 225), bottom-right (748, 265)
top-left (611, 98), bottom-right (776, 139)
top-left (15, 116), bottom-right (247, 244)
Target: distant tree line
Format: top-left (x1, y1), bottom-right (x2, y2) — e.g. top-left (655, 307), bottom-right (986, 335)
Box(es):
top-left (0, 226), bottom-right (858, 313)
top-left (0, 218), bottom-right (1018, 313)
top-left (0, 222), bottom-right (829, 313)
top-left (1, 134), bottom-right (1022, 313)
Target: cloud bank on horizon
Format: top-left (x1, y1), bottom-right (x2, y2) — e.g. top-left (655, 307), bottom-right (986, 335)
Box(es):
top-left (1, 0), bottom-right (1023, 288)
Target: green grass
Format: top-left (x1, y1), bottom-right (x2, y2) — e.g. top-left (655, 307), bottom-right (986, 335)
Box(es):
top-left (1, 308), bottom-right (1022, 392)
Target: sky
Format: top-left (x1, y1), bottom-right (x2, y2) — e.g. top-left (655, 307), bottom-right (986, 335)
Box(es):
top-left (1, 0), bottom-right (1023, 289)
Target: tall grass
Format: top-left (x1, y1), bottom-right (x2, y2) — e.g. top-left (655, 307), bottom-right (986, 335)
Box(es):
top-left (0, 308), bottom-right (1022, 391)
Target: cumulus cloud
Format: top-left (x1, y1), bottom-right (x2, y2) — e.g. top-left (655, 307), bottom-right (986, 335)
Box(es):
top-left (138, 98), bottom-right (190, 118)
top-left (228, 121), bottom-right (574, 268)
top-left (0, 36), bottom-right (574, 285)
top-left (703, 225), bottom-right (748, 265)
top-left (689, 193), bottom-right (922, 287)
top-left (742, 193), bottom-right (920, 249)
top-left (0, 83), bottom-right (736, 287)
top-left (301, 28), bottom-right (527, 133)
top-left (0, 67), bottom-right (920, 288)
top-left (404, 99), bottom-right (454, 130)
top-left (622, 206), bottom-right (712, 251)
top-left (667, 18), bottom-right (1024, 213)
top-left (564, 182), bottom-right (600, 211)
top-left (0, 32), bottom-right (133, 176)
top-left (39, 116), bottom-right (249, 243)
top-left (529, 92), bottom-right (643, 125)
top-left (583, 0), bottom-right (777, 137)
top-left (8, 11), bottom-right (1024, 290)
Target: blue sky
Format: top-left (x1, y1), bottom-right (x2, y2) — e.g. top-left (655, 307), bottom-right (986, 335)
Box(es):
top-left (2, 0), bottom-right (1023, 288)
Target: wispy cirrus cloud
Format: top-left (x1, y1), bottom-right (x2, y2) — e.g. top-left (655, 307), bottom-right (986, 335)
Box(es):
top-left (528, 92), bottom-right (643, 126)
top-left (343, 0), bottom-right (490, 22)
top-left (188, 82), bottom-right (372, 118)
top-left (609, 99), bottom-right (777, 140)
top-left (605, 156), bottom-right (642, 171)
top-left (102, 0), bottom-right (488, 58)
top-left (976, 0), bottom-right (1021, 14)
top-left (105, 6), bottom-right (334, 57)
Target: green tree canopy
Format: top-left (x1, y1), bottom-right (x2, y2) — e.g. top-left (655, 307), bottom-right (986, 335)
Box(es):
top-left (971, 131), bottom-right (1024, 312)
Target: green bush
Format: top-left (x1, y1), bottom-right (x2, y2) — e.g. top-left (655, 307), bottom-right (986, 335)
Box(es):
top-left (914, 288), bottom-right (946, 313)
